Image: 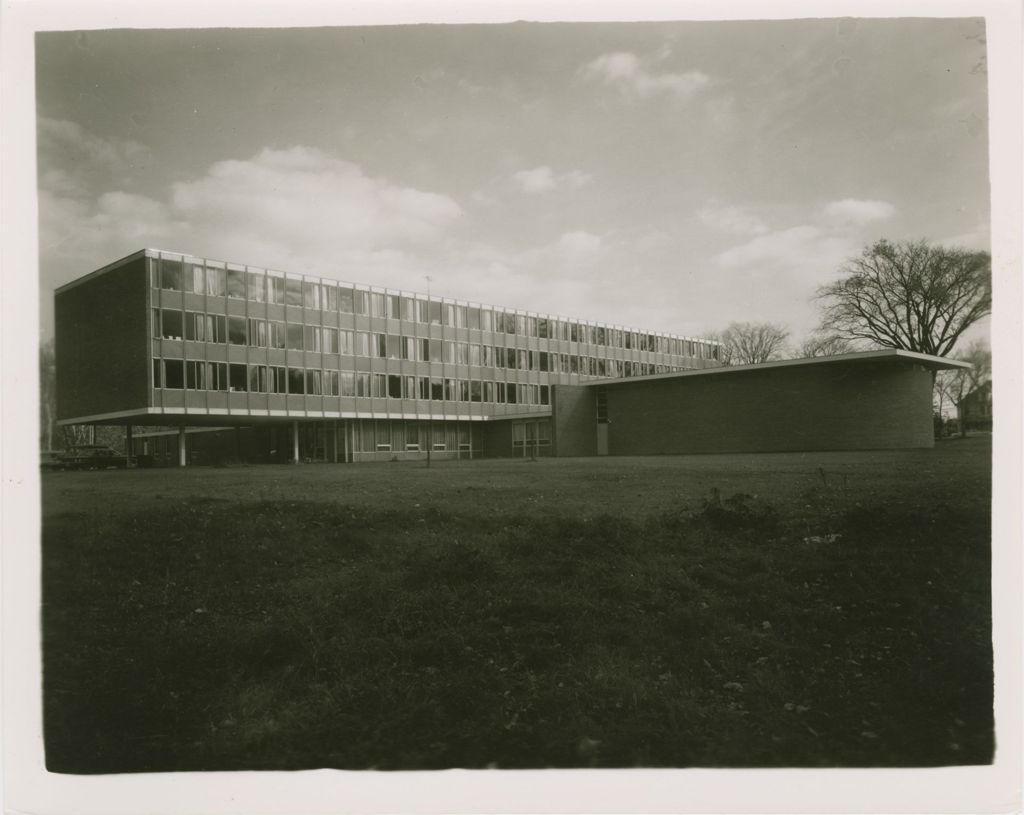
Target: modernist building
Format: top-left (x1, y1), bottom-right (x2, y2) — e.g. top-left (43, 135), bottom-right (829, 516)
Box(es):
top-left (56, 249), bottom-right (967, 464)
top-left (55, 248), bottom-right (722, 464)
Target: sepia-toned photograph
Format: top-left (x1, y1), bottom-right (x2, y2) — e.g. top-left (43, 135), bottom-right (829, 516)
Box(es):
top-left (4, 1), bottom-right (1020, 811)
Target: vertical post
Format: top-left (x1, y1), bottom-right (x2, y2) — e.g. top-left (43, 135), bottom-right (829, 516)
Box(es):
top-left (126, 424), bottom-right (133, 468)
top-left (90, 425), bottom-right (97, 445)
top-left (292, 420), bottom-right (300, 464)
top-left (332, 420), bottom-right (339, 463)
top-left (177, 427), bottom-right (187, 467)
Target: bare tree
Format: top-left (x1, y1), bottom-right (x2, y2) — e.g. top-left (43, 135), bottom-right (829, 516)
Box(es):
top-left (40, 340), bottom-right (57, 451)
top-left (797, 333), bottom-right (854, 358)
top-left (713, 322), bottom-right (790, 365)
top-left (933, 339), bottom-right (991, 437)
top-left (817, 239), bottom-right (991, 358)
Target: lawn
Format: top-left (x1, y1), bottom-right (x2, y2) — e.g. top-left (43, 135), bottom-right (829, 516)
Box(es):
top-left (41, 437), bottom-right (993, 772)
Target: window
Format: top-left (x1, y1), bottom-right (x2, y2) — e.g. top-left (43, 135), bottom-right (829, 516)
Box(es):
top-left (269, 321), bottom-right (286, 349)
top-left (355, 373), bottom-right (371, 397)
top-left (371, 373), bottom-right (386, 398)
top-left (483, 381), bottom-right (494, 403)
top-left (160, 259), bottom-right (184, 291)
top-left (468, 344), bottom-right (481, 366)
top-left (468, 307), bottom-right (481, 331)
top-left (247, 272), bottom-right (266, 302)
top-left (306, 369), bottom-right (323, 396)
top-left (480, 309), bottom-right (493, 332)
top-left (339, 287), bottom-right (354, 313)
top-left (188, 264), bottom-right (205, 294)
top-left (540, 384), bottom-right (550, 405)
top-left (304, 325), bottom-right (322, 352)
top-left (227, 269), bottom-right (246, 299)
top-left (430, 377), bottom-right (443, 401)
top-left (401, 296), bottom-right (416, 322)
top-left (470, 380), bottom-right (482, 402)
top-left (354, 332), bottom-right (370, 357)
top-left (388, 294), bottom-right (401, 319)
top-left (248, 319), bottom-right (268, 347)
top-left (186, 312), bottom-right (226, 343)
top-left (428, 339), bottom-right (442, 363)
top-left (339, 330), bottom-right (354, 355)
top-left (370, 293), bottom-right (387, 318)
top-left (162, 359), bottom-right (184, 389)
top-left (287, 324), bottom-right (303, 351)
top-left (229, 363), bottom-right (247, 392)
top-left (268, 277), bottom-right (286, 305)
top-left (159, 309), bottom-right (184, 340)
top-left (386, 334), bottom-right (401, 359)
top-left (323, 284), bottom-right (338, 311)
top-left (322, 327), bottom-right (339, 354)
top-left (248, 365), bottom-right (268, 393)
top-left (287, 367), bottom-right (305, 395)
top-left (353, 290), bottom-right (369, 315)
top-left (340, 371), bottom-right (356, 396)
top-left (429, 301), bottom-right (442, 325)
top-left (388, 374), bottom-right (402, 399)
top-left (228, 316), bottom-right (247, 346)
top-left (206, 267), bottom-right (226, 297)
top-left (303, 281), bottom-right (321, 310)
top-left (324, 370), bottom-right (339, 396)
top-left (285, 278), bottom-right (303, 307)
top-left (269, 366), bottom-right (287, 394)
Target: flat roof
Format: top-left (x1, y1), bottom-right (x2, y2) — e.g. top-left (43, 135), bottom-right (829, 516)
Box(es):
top-left (592, 348), bottom-right (971, 388)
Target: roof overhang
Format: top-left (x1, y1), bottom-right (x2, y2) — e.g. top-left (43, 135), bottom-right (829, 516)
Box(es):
top-left (592, 349), bottom-right (971, 388)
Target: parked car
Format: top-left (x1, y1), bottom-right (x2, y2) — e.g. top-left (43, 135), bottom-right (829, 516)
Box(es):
top-left (60, 445), bottom-right (129, 470)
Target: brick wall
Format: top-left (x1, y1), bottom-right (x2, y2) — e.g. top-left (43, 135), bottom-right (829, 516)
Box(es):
top-left (55, 256), bottom-right (150, 421)
top-left (597, 361), bottom-right (935, 454)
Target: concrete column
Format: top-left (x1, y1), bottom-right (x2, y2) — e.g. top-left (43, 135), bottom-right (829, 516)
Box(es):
top-left (332, 420), bottom-right (339, 463)
top-left (126, 424), bottom-right (134, 467)
top-left (292, 420), bottom-right (300, 464)
top-left (177, 427), bottom-right (187, 467)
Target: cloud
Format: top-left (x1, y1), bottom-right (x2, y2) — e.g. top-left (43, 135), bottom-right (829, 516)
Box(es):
top-left (38, 116), bottom-right (149, 175)
top-left (557, 230), bottom-right (603, 257)
top-left (38, 144), bottom-right (465, 296)
top-left (171, 147), bottom-right (461, 248)
top-left (823, 198), bottom-right (896, 225)
top-left (581, 51), bottom-right (710, 101)
top-left (510, 166), bottom-right (592, 194)
top-left (699, 203), bottom-right (768, 236)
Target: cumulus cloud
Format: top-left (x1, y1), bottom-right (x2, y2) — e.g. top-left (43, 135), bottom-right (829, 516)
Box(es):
top-left (511, 166), bottom-right (592, 194)
top-left (581, 51), bottom-right (710, 101)
top-left (38, 142), bottom-right (465, 297)
top-left (823, 198), bottom-right (896, 225)
top-left (698, 203), bottom-right (768, 236)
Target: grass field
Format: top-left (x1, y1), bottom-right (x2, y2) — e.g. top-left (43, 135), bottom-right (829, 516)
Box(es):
top-left (42, 437), bottom-right (993, 772)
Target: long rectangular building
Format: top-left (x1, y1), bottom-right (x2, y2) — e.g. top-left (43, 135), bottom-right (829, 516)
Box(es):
top-left (55, 248), bottom-right (722, 463)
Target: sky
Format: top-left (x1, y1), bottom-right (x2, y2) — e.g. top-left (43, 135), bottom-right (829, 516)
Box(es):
top-left (35, 18), bottom-right (991, 345)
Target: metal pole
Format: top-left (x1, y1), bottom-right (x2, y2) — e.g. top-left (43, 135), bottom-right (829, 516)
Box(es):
top-left (177, 426), bottom-right (186, 467)
top-left (292, 420), bottom-right (300, 464)
top-left (126, 424), bottom-right (133, 467)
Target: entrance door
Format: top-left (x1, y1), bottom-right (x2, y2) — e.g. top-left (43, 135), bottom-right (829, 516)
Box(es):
top-left (595, 387), bottom-right (609, 455)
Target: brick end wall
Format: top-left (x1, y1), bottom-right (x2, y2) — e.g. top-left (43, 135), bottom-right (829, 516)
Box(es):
top-left (55, 257), bottom-right (149, 420)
